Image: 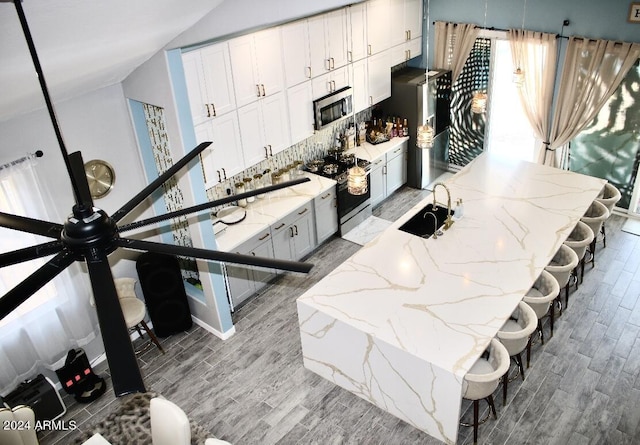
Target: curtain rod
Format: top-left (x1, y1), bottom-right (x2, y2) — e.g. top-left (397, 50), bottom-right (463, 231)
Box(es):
top-left (0, 150), bottom-right (43, 173)
top-left (432, 21), bottom-right (573, 39)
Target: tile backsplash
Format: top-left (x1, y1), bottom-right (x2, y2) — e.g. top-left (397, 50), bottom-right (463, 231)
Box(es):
top-left (205, 108), bottom-right (372, 206)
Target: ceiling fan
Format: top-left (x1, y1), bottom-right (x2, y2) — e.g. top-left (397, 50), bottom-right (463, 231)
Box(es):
top-left (0, 0), bottom-right (313, 397)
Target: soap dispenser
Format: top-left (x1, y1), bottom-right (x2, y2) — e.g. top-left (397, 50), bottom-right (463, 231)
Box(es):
top-left (453, 199), bottom-right (464, 220)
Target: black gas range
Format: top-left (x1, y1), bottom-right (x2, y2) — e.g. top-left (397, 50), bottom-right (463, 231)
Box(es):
top-left (307, 153), bottom-right (372, 235)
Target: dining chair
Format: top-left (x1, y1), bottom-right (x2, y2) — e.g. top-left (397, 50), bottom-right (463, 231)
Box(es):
top-left (523, 270), bottom-right (560, 367)
top-left (580, 200), bottom-right (609, 268)
top-left (544, 244), bottom-right (579, 314)
top-left (596, 183), bottom-right (621, 248)
top-left (496, 301), bottom-right (537, 404)
top-left (563, 220), bottom-right (594, 287)
top-left (0, 405), bottom-right (39, 445)
top-left (461, 338), bottom-right (510, 444)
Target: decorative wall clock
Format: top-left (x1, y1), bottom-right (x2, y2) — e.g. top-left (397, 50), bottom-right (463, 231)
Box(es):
top-left (84, 159), bottom-right (115, 199)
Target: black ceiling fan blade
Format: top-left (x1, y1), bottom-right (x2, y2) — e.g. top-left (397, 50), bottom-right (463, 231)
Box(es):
top-left (111, 142), bottom-right (212, 223)
top-left (117, 238), bottom-right (313, 273)
top-left (0, 250), bottom-right (75, 321)
top-left (0, 211), bottom-right (63, 239)
top-left (117, 177), bottom-right (311, 233)
top-left (85, 253), bottom-right (146, 396)
top-left (68, 151), bottom-right (94, 209)
top-left (0, 240), bottom-right (65, 268)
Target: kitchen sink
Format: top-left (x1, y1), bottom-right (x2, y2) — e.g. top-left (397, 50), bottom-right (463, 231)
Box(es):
top-left (398, 203), bottom-right (454, 238)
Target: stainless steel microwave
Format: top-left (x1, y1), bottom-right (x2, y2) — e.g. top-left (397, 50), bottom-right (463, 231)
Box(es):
top-left (313, 86), bottom-right (353, 131)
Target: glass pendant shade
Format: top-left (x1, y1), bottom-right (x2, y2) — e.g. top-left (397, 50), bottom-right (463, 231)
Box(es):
top-left (471, 91), bottom-right (488, 114)
top-left (513, 67), bottom-right (525, 87)
top-left (347, 165), bottom-right (367, 195)
top-left (416, 124), bottom-right (434, 149)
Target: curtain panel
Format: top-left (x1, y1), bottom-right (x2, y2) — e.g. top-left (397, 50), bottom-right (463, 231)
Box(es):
top-left (0, 157), bottom-right (98, 394)
top-left (434, 22), bottom-right (480, 83)
top-left (508, 30), bottom-right (558, 165)
top-left (546, 38), bottom-right (640, 167)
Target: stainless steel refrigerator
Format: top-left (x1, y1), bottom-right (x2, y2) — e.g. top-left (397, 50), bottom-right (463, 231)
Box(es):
top-left (381, 68), bottom-right (451, 189)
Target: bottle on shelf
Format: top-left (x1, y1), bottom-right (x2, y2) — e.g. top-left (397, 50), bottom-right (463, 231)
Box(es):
top-left (402, 118), bottom-right (409, 137)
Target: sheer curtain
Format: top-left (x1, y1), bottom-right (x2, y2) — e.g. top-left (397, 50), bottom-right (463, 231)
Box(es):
top-left (0, 156), bottom-right (97, 394)
top-left (546, 38), bottom-right (640, 167)
top-left (434, 22), bottom-right (480, 82)
top-left (508, 30), bottom-right (558, 165)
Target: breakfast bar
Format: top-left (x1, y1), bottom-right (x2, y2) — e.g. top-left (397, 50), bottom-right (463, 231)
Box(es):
top-left (296, 153), bottom-right (607, 444)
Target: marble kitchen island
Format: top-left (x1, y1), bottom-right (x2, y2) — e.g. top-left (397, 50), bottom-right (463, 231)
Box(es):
top-left (296, 153), bottom-right (607, 444)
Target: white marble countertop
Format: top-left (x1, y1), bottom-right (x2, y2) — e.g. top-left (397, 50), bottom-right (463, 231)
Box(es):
top-left (297, 153), bottom-right (607, 443)
top-left (214, 172), bottom-right (336, 252)
top-left (347, 136), bottom-right (409, 162)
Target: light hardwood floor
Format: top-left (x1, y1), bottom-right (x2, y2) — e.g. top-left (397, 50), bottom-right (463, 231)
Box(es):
top-left (42, 186), bottom-right (640, 445)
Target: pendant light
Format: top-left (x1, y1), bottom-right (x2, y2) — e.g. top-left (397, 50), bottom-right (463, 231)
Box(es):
top-left (418, 0), bottom-right (435, 149)
top-left (471, 0), bottom-right (490, 114)
top-left (347, 158), bottom-right (367, 195)
top-left (512, 0), bottom-right (527, 87)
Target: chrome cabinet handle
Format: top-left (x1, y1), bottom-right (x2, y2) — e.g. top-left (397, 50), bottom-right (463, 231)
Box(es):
top-left (331, 80), bottom-right (336, 91)
top-left (406, 50), bottom-right (410, 60)
top-left (256, 84), bottom-right (261, 97)
top-left (369, 95), bottom-right (373, 105)
top-left (408, 30), bottom-right (411, 40)
top-left (211, 103), bottom-right (216, 117)
top-left (321, 192), bottom-right (331, 199)
top-left (307, 66), bottom-right (312, 78)
top-left (347, 51), bottom-right (352, 62)
top-left (261, 84), bottom-right (266, 97)
top-left (368, 44), bottom-right (372, 55)
top-left (330, 57), bottom-right (335, 70)
top-left (326, 59), bottom-right (331, 71)
top-left (205, 104), bottom-right (211, 117)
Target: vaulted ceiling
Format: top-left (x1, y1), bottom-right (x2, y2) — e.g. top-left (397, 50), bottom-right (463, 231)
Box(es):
top-left (0, 0), bottom-right (224, 122)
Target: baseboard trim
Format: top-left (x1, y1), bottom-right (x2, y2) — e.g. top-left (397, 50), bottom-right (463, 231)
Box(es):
top-left (191, 315), bottom-right (236, 340)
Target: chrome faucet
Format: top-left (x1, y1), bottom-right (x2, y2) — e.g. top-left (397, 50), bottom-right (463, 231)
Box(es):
top-left (422, 211), bottom-right (439, 239)
top-left (432, 182), bottom-right (454, 230)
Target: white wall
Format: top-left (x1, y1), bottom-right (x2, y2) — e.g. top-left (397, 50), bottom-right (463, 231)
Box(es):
top-left (0, 83), bottom-right (157, 278)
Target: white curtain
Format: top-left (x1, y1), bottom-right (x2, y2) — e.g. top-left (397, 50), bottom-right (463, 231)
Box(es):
top-left (546, 37), bottom-right (640, 167)
top-left (434, 21), bottom-right (480, 83)
top-left (508, 30), bottom-right (558, 165)
top-left (0, 156), bottom-right (97, 394)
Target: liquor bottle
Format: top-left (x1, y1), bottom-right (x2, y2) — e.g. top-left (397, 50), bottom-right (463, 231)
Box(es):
top-left (402, 118), bottom-right (409, 137)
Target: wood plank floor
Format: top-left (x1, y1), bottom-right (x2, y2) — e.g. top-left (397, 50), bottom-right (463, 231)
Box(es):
top-left (42, 186), bottom-right (640, 445)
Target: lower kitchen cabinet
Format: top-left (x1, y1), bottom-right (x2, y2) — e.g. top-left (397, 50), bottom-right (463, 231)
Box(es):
top-left (370, 140), bottom-right (408, 208)
top-left (314, 188), bottom-right (338, 244)
top-left (272, 203), bottom-right (316, 264)
top-left (224, 229), bottom-right (276, 308)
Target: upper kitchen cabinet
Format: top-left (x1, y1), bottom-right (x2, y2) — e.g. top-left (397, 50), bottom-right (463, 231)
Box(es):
top-left (237, 91), bottom-right (291, 166)
top-left (229, 28), bottom-right (285, 108)
top-left (390, 0), bottom-right (423, 47)
top-left (287, 81), bottom-right (314, 145)
top-left (182, 42), bottom-right (236, 126)
top-left (308, 9), bottom-right (348, 78)
top-left (367, 49), bottom-right (392, 106)
top-left (311, 65), bottom-right (350, 99)
top-left (281, 20), bottom-right (312, 88)
top-left (195, 112), bottom-right (245, 187)
top-left (350, 59), bottom-right (369, 113)
top-left (390, 36), bottom-right (422, 67)
top-left (366, 0), bottom-right (391, 56)
top-left (347, 3), bottom-right (367, 63)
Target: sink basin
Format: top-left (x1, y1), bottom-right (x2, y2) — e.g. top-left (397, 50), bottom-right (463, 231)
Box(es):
top-left (398, 203), bottom-right (454, 238)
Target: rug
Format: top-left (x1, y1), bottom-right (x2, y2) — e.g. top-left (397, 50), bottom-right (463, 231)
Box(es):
top-left (622, 218), bottom-right (640, 236)
top-left (341, 216), bottom-right (392, 246)
top-left (72, 392), bottom-right (212, 445)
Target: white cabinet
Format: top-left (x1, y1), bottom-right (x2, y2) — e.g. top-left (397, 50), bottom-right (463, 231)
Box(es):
top-left (287, 81), bottom-right (314, 145)
top-left (196, 112), bottom-right (245, 186)
top-left (281, 20), bottom-right (312, 87)
top-left (390, 37), bottom-right (422, 66)
top-left (312, 66), bottom-right (350, 98)
top-left (229, 28), bottom-right (285, 108)
top-left (369, 156), bottom-right (386, 207)
top-left (272, 203), bottom-right (316, 264)
top-left (314, 188), bottom-right (338, 244)
top-left (386, 142), bottom-right (408, 193)
top-left (238, 91), bottom-right (291, 166)
top-left (390, 0), bottom-right (423, 47)
top-left (224, 229), bottom-right (276, 308)
top-left (367, 49), bottom-right (392, 106)
top-left (369, 141), bottom-right (408, 208)
top-left (347, 3), bottom-right (368, 63)
top-left (182, 43), bottom-right (236, 126)
top-left (366, 0), bottom-right (391, 56)
top-left (308, 9), bottom-right (348, 77)
top-left (350, 59), bottom-right (369, 113)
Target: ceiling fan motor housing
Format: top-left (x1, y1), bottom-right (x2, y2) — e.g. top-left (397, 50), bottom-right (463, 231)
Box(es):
top-left (61, 208), bottom-right (119, 258)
